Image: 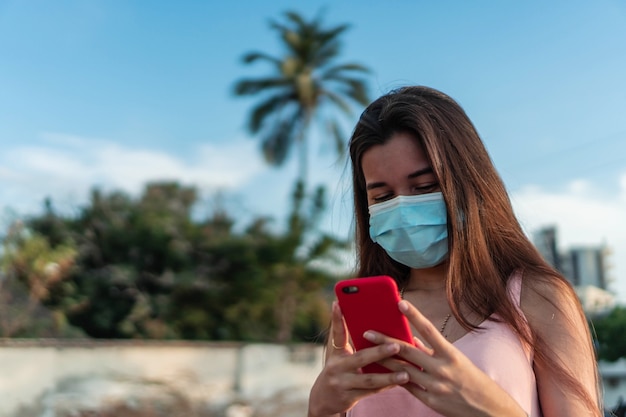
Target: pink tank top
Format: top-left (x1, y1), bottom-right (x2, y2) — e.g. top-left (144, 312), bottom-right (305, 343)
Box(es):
top-left (347, 271), bottom-right (542, 417)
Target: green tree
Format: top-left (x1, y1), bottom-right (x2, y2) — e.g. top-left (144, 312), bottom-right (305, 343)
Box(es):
top-left (16, 183), bottom-right (198, 339)
top-left (10, 180), bottom-right (343, 342)
top-left (248, 180), bottom-right (346, 343)
top-left (233, 10), bottom-right (371, 184)
top-left (168, 180), bottom-right (345, 343)
top-left (0, 220), bottom-right (80, 337)
top-left (62, 183), bottom-right (199, 339)
top-left (592, 306), bottom-right (626, 362)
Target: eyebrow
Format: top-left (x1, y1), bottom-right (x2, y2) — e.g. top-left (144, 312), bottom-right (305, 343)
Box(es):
top-left (365, 167), bottom-right (434, 190)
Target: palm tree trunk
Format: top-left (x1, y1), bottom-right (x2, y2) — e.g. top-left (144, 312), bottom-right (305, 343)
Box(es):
top-left (275, 278), bottom-right (298, 343)
top-left (297, 108), bottom-right (313, 187)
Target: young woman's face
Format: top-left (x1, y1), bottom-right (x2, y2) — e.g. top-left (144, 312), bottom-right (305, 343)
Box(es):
top-left (361, 131), bottom-right (439, 206)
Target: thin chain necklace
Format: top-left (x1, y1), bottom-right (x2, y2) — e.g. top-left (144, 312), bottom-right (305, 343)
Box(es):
top-left (401, 286), bottom-right (452, 336)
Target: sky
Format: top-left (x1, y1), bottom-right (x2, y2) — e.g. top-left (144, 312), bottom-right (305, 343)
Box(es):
top-left (1, 1), bottom-right (625, 301)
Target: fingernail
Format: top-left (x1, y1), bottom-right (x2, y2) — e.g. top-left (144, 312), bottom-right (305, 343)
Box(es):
top-left (386, 343), bottom-right (399, 353)
top-left (413, 336), bottom-right (424, 348)
top-left (396, 372), bottom-right (409, 383)
top-left (398, 300), bottom-right (409, 312)
top-left (363, 331), bottom-right (375, 341)
top-left (332, 301), bottom-right (341, 314)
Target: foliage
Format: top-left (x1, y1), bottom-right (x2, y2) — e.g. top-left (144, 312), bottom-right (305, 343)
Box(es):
top-left (0, 180), bottom-right (345, 342)
top-left (233, 9), bottom-right (370, 183)
top-left (0, 219), bottom-right (82, 337)
top-left (592, 306), bottom-right (626, 362)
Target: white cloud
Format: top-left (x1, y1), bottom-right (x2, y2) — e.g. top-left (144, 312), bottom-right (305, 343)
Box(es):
top-left (511, 173), bottom-right (626, 302)
top-left (0, 132), bottom-right (266, 215)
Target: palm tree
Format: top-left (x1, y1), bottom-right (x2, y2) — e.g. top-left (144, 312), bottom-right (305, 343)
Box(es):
top-left (233, 10), bottom-right (371, 185)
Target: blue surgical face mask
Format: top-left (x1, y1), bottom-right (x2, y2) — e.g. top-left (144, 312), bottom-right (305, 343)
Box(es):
top-left (368, 192), bottom-right (449, 269)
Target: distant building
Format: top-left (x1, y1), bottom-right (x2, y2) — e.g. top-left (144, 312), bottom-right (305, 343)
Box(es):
top-left (533, 226), bottom-right (561, 271)
top-left (567, 246), bottom-right (608, 289)
top-left (533, 226), bottom-right (610, 289)
top-left (532, 225), bottom-right (615, 315)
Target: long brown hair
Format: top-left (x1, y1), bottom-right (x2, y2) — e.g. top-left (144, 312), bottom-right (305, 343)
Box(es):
top-left (349, 86), bottom-right (599, 412)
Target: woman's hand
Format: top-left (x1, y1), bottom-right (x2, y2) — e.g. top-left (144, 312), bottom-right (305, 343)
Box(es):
top-left (307, 301), bottom-right (411, 417)
top-left (364, 300), bottom-right (528, 417)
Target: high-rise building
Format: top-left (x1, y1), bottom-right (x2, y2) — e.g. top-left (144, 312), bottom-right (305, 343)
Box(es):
top-left (532, 226), bottom-right (611, 289)
top-left (566, 246), bottom-right (608, 289)
top-left (532, 226), bottom-right (615, 315)
top-left (533, 226), bottom-right (561, 271)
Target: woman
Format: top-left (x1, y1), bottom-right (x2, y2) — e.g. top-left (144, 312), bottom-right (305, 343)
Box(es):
top-left (308, 86), bottom-right (601, 417)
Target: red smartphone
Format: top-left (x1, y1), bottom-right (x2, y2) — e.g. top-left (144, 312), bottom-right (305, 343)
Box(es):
top-left (335, 275), bottom-right (414, 373)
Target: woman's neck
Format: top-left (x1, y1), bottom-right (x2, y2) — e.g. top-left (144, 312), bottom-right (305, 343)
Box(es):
top-left (405, 262), bottom-right (448, 293)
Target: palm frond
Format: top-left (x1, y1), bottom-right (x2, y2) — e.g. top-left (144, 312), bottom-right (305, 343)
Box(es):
top-left (349, 81), bottom-right (370, 106)
top-left (318, 24), bottom-right (349, 44)
top-left (321, 90), bottom-right (352, 116)
top-left (321, 63), bottom-right (371, 79)
top-left (310, 24), bottom-right (349, 67)
top-left (270, 20), bottom-right (290, 36)
top-left (269, 19), bottom-right (290, 35)
top-left (284, 11), bottom-right (308, 29)
top-left (312, 40), bottom-right (341, 68)
top-left (261, 109), bottom-right (302, 166)
top-left (270, 14), bottom-right (304, 56)
top-left (326, 119), bottom-right (346, 159)
top-left (330, 77), bottom-right (370, 105)
top-left (248, 93), bottom-right (294, 133)
top-left (233, 77), bottom-right (291, 96)
top-left (242, 51), bottom-right (281, 66)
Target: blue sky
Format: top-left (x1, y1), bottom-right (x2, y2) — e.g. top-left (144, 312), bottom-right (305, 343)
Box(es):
top-left (1, 0), bottom-right (625, 301)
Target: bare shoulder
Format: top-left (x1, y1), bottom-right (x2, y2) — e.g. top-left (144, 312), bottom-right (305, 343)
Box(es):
top-left (519, 270), bottom-right (584, 333)
top-left (518, 270), bottom-right (600, 416)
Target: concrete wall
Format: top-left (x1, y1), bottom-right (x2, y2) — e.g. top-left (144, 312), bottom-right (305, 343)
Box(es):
top-left (1, 339), bottom-right (623, 416)
top-left (0, 339), bottom-right (324, 417)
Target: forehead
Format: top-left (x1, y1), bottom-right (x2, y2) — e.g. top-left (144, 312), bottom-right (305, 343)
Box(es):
top-left (361, 132), bottom-right (431, 182)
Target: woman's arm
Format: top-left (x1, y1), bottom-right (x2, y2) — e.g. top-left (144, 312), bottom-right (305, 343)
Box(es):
top-left (521, 275), bottom-right (602, 417)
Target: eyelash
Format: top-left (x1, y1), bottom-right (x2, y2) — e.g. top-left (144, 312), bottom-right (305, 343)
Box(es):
top-left (372, 183), bottom-right (439, 203)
